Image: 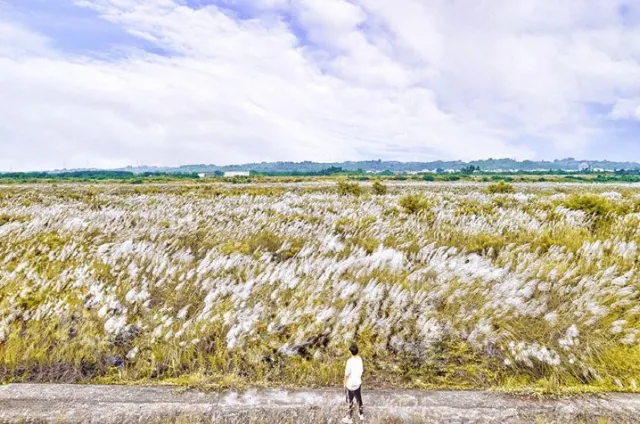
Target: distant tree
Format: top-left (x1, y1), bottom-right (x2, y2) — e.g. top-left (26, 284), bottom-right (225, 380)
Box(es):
top-left (319, 167), bottom-right (343, 176)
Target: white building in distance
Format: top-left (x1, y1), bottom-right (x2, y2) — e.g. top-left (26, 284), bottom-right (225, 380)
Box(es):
top-left (224, 171), bottom-right (250, 177)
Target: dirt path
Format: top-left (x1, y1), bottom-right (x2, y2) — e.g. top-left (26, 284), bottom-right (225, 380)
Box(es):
top-left (2, 384), bottom-right (640, 423)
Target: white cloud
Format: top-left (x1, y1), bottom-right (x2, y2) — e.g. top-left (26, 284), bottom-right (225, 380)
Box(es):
top-left (611, 99), bottom-right (640, 120)
top-left (0, 0), bottom-right (639, 170)
top-left (0, 19), bottom-right (50, 57)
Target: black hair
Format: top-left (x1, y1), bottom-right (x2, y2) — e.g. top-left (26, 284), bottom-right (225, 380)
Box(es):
top-left (349, 344), bottom-right (359, 356)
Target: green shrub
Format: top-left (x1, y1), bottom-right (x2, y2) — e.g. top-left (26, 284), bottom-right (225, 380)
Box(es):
top-left (564, 194), bottom-right (613, 217)
top-left (486, 181), bottom-right (515, 194)
top-left (371, 181), bottom-right (388, 195)
top-left (337, 180), bottom-right (363, 196)
top-left (399, 193), bottom-right (430, 214)
top-left (423, 174), bottom-right (435, 182)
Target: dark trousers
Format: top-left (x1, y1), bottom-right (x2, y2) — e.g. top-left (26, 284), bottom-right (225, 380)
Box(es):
top-left (346, 386), bottom-right (363, 417)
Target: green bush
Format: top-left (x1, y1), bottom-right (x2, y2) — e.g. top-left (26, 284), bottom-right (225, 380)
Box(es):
top-left (399, 193), bottom-right (430, 214)
top-left (423, 174), bottom-right (435, 182)
top-left (486, 181), bottom-right (515, 194)
top-left (337, 180), bottom-right (363, 196)
top-left (564, 194), bottom-right (613, 217)
top-left (371, 181), bottom-right (388, 195)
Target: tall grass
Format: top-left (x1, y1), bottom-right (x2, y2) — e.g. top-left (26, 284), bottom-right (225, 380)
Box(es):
top-left (0, 183), bottom-right (640, 391)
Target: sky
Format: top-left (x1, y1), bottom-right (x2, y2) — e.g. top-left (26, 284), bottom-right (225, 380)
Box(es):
top-left (1, 0), bottom-right (640, 171)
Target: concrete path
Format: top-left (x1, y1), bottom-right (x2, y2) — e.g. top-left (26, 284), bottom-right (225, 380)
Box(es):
top-left (1, 384), bottom-right (640, 423)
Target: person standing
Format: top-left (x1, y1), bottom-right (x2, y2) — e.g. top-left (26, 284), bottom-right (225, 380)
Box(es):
top-left (342, 344), bottom-right (364, 423)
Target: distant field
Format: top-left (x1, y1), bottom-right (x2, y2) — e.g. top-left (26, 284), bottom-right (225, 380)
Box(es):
top-left (3, 170), bottom-right (640, 185)
top-left (1, 181), bottom-right (640, 392)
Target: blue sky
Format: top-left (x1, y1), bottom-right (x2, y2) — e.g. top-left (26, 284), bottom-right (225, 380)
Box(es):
top-left (4, 0), bottom-right (146, 54)
top-left (0, 0), bottom-right (639, 171)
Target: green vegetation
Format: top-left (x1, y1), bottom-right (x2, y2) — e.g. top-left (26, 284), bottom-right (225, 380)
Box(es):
top-left (398, 193), bottom-right (431, 214)
top-left (337, 180), bottom-right (363, 196)
top-left (6, 161), bottom-right (640, 186)
top-left (487, 181), bottom-right (516, 194)
top-left (0, 170), bottom-right (201, 181)
top-left (371, 181), bottom-right (388, 195)
top-left (564, 194), bottom-right (614, 217)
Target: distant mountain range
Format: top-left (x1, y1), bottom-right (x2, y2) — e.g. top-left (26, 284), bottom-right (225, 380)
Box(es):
top-left (105, 158), bottom-right (640, 174)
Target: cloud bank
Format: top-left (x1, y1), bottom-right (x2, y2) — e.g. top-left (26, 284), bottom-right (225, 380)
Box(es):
top-left (1, 0), bottom-right (639, 171)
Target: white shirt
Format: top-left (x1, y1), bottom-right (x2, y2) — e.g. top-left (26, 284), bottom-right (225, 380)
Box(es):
top-left (345, 356), bottom-right (363, 391)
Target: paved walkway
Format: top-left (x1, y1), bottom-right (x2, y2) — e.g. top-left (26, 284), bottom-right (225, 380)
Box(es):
top-left (1, 384), bottom-right (640, 423)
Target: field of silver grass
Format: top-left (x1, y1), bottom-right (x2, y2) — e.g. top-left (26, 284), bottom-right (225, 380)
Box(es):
top-left (1, 182), bottom-right (640, 390)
